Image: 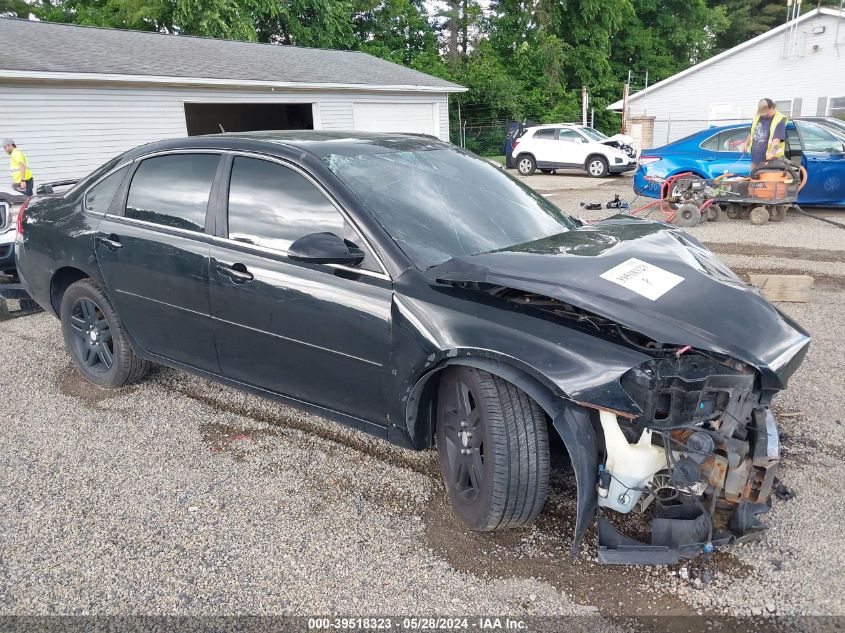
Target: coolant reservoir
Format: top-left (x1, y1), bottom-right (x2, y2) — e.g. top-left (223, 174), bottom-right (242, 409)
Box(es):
top-left (598, 410), bottom-right (668, 513)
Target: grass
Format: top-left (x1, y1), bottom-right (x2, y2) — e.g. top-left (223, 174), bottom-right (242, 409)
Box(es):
top-left (483, 155), bottom-right (506, 165)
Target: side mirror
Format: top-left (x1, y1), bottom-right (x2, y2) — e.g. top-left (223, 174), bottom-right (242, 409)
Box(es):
top-left (288, 232), bottom-right (365, 267)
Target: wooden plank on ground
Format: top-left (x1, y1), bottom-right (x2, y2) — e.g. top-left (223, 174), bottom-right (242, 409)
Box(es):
top-left (746, 274), bottom-right (813, 302)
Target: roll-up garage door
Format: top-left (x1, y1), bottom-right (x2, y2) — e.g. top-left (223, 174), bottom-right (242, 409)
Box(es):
top-left (353, 102), bottom-right (438, 135)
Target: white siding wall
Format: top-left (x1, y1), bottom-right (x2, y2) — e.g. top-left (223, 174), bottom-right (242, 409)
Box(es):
top-left (627, 12), bottom-right (845, 145)
top-left (0, 83), bottom-right (451, 181)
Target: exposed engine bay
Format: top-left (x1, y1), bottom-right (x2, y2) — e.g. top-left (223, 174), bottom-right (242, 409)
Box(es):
top-left (597, 355), bottom-right (778, 564)
top-left (488, 287), bottom-right (781, 564)
top-left (600, 133), bottom-right (638, 159)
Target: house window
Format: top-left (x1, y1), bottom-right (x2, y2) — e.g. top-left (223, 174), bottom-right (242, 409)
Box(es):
top-left (775, 99), bottom-right (793, 116)
top-left (828, 97), bottom-right (845, 120)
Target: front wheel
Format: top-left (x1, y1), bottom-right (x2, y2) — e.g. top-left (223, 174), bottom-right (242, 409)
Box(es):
top-left (436, 367), bottom-right (550, 531)
top-left (586, 157), bottom-right (609, 178)
top-left (60, 279), bottom-right (151, 387)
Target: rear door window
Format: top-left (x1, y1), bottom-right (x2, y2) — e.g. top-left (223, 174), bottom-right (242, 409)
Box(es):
top-left (125, 154), bottom-right (220, 232)
top-left (700, 127), bottom-right (749, 152)
top-left (533, 128), bottom-right (556, 140)
top-left (85, 166), bottom-right (128, 214)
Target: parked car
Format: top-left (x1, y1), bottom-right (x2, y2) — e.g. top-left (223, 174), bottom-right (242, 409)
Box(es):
top-left (796, 116), bottom-right (845, 139)
top-left (0, 185), bottom-right (28, 278)
top-left (512, 124), bottom-right (638, 177)
top-left (634, 119), bottom-right (845, 206)
top-left (17, 132), bottom-right (809, 564)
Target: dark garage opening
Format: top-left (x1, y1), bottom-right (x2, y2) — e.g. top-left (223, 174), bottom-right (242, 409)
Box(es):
top-left (184, 102), bottom-right (314, 136)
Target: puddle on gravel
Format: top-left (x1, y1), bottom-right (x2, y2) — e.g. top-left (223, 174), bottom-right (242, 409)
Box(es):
top-left (168, 378), bottom-right (439, 479)
top-left (58, 362), bottom-right (132, 407)
top-left (422, 466), bottom-right (754, 628)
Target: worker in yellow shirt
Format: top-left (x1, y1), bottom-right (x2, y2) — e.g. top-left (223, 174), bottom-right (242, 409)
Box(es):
top-left (3, 139), bottom-right (34, 196)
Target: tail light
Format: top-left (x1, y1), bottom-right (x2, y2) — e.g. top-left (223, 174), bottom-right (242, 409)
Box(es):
top-left (637, 155), bottom-right (661, 167)
top-left (512, 138), bottom-right (521, 151)
top-left (16, 197), bottom-right (30, 235)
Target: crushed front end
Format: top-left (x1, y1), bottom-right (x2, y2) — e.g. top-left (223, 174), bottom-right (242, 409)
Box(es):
top-left (595, 352), bottom-right (781, 564)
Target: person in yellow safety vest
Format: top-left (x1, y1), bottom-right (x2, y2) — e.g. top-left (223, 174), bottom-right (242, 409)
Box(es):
top-left (739, 99), bottom-right (788, 172)
top-left (3, 139), bottom-right (34, 196)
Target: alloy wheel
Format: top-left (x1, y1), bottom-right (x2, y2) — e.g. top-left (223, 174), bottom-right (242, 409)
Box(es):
top-left (440, 377), bottom-right (485, 501)
top-left (589, 160), bottom-right (606, 176)
top-left (518, 158), bottom-right (532, 174)
top-left (68, 297), bottom-right (114, 373)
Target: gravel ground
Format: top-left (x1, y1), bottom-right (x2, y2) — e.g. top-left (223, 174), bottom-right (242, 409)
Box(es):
top-left (1, 172), bottom-right (843, 622)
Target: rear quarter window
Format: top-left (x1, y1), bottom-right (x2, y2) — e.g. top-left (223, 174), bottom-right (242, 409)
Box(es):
top-left (84, 166), bottom-right (128, 214)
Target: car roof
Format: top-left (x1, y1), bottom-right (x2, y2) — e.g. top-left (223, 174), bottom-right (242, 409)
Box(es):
top-left (527, 123), bottom-right (584, 130)
top-left (120, 130), bottom-right (453, 161)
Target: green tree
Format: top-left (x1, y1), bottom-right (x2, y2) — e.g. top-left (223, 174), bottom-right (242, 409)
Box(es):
top-left (352, 0), bottom-right (438, 65)
top-left (610, 0), bottom-right (729, 86)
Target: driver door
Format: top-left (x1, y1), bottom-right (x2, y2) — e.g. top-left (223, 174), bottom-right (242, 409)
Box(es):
top-left (208, 154), bottom-right (392, 427)
top-left (794, 120), bottom-right (845, 205)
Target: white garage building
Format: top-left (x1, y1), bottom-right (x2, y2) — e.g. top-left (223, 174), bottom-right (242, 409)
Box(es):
top-left (0, 18), bottom-right (465, 182)
top-left (609, 7), bottom-right (845, 149)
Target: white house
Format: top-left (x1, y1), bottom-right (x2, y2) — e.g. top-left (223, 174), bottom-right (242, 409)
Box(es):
top-left (0, 19), bottom-right (465, 182)
top-left (609, 7), bottom-right (845, 148)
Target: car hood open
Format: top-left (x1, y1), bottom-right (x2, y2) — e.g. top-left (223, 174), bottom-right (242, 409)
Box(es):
top-left (428, 216), bottom-right (810, 390)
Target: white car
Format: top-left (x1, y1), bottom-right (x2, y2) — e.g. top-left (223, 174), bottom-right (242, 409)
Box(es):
top-left (0, 185), bottom-right (27, 278)
top-left (511, 124), bottom-right (638, 177)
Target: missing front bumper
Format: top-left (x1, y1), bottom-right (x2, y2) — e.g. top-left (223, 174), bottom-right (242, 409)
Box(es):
top-left (595, 407), bottom-right (780, 565)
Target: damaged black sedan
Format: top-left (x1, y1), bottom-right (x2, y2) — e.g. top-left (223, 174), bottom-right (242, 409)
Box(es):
top-left (16, 132), bottom-right (809, 564)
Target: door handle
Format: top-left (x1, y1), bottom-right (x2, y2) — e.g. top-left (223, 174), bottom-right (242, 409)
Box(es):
top-left (216, 263), bottom-right (254, 283)
top-left (95, 234), bottom-right (123, 250)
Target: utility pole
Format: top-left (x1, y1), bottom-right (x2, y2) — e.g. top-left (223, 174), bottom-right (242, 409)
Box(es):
top-left (621, 83), bottom-right (629, 134)
top-left (582, 86), bottom-right (588, 126)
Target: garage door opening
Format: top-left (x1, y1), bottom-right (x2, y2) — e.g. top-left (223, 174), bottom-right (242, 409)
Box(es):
top-left (184, 103), bottom-right (314, 136)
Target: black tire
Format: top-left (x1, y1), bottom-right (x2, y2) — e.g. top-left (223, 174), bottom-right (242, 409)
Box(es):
top-left (706, 203), bottom-right (723, 222)
top-left (516, 155), bottom-right (536, 176)
top-left (60, 279), bottom-right (151, 387)
top-left (436, 367), bottom-right (550, 531)
top-left (586, 156), bottom-right (609, 178)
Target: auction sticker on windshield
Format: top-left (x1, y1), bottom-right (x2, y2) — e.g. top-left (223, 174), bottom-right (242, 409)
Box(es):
top-left (600, 258), bottom-right (684, 301)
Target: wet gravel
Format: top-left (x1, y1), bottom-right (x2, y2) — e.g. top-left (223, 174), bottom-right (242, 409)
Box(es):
top-left (1, 173), bottom-right (843, 620)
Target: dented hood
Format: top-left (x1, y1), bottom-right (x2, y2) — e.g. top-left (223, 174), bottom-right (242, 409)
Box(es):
top-left (601, 133), bottom-right (634, 146)
top-left (429, 216), bottom-right (810, 389)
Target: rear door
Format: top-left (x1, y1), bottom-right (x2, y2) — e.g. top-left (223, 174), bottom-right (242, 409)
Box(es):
top-left (208, 154), bottom-right (392, 427)
top-left (696, 126), bottom-right (751, 177)
top-left (794, 120), bottom-right (845, 205)
top-left (529, 128), bottom-right (558, 165)
top-left (95, 152), bottom-right (223, 372)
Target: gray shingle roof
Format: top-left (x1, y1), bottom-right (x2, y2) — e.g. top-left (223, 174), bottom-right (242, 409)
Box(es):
top-left (0, 18), bottom-right (464, 91)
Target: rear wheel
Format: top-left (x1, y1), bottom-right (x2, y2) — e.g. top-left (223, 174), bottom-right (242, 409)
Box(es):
top-left (517, 155), bottom-right (537, 176)
top-left (60, 279), bottom-right (151, 387)
top-left (436, 367), bottom-right (549, 531)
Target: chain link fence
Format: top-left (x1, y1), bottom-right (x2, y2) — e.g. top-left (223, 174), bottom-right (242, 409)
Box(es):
top-left (644, 118), bottom-right (749, 148)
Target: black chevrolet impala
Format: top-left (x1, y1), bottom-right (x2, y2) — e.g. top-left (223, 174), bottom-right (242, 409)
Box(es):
top-left (16, 132), bottom-right (810, 564)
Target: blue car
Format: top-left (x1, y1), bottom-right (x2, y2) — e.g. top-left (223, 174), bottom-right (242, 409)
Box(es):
top-left (634, 119), bottom-right (845, 206)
